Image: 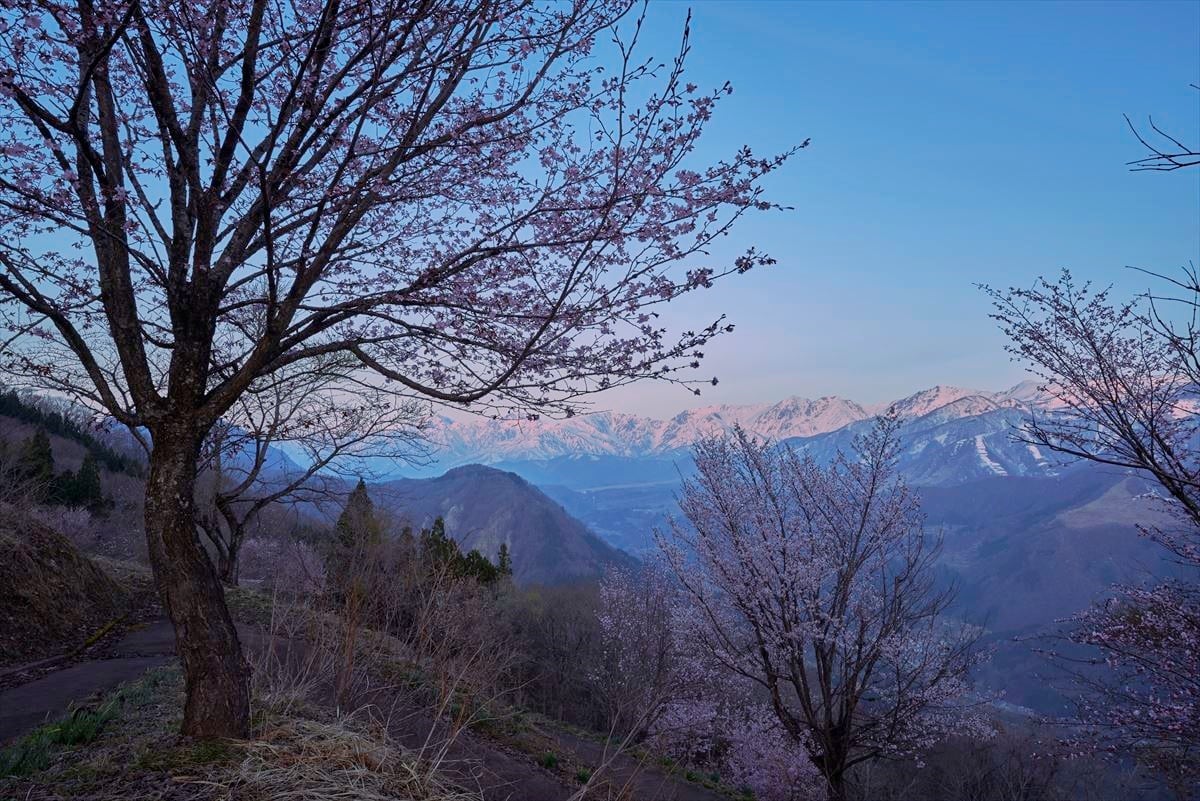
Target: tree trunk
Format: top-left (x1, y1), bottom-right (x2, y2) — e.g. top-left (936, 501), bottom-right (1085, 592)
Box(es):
top-left (811, 745), bottom-right (849, 801)
top-left (825, 772), bottom-right (848, 801)
top-left (216, 538), bottom-right (241, 587)
top-left (144, 424), bottom-right (250, 738)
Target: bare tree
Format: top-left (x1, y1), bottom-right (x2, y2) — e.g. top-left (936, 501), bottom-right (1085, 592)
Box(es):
top-left (1125, 85), bottom-right (1200, 172)
top-left (195, 356), bottom-right (431, 585)
top-left (0, 0), bottom-right (793, 736)
top-left (510, 582), bottom-right (603, 725)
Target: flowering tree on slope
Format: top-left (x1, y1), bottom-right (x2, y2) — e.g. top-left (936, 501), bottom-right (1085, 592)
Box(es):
top-left (597, 563), bottom-right (822, 801)
top-left (659, 415), bottom-right (984, 801)
top-left (987, 269), bottom-right (1200, 791)
top-left (0, 0), bottom-right (794, 737)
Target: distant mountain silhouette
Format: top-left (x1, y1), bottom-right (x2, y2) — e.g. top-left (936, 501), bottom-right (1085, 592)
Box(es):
top-left (372, 465), bottom-right (635, 585)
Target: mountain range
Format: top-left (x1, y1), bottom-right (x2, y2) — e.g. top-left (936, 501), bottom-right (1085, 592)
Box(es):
top-left (392, 381), bottom-right (1062, 479)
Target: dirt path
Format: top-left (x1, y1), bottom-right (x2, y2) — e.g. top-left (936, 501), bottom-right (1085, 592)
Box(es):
top-left (0, 655), bottom-right (172, 743)
top-left (547, 728), bottom-right (727, 801)
top-left (0, 619), bottom-right (225, 744)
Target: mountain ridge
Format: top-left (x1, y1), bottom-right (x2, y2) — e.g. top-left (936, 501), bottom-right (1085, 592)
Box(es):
top-left (392, 380), bottom-right (1057, 477)
top-left (371, 464), bottom-right (635, 586)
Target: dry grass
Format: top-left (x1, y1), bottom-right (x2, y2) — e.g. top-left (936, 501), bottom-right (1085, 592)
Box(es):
top-left (195, 712), bottom-right (481, 801)
top-left (0, 509), bottom-right (130, 666)
top-left (0, 658), bottom-right (484, 801)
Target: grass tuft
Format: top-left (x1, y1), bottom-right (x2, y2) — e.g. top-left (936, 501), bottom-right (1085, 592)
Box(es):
top-left (0, 696), bottom-right (122, 777)
top-left (0, 665), bottom-right (181, 779)
top-left (0, 733), bottom-right (52, 777)
top-left (201, 712), bottom-right (481, 801)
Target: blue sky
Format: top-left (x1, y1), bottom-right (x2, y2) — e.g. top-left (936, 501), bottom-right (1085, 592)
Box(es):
top-left (599, 0), bottom-right (1200, 418)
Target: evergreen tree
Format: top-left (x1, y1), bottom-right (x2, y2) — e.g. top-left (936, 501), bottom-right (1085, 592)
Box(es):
top-left (53, 467), bottom-right (76, 505)
top-left (17, 428), bottom-right (54, 492)
top-left (419, 517), bottom-right (503, 584)
top-left (461, 549), bottom-right (500, 584)
top-left (72, 453), bottom-right (103, 509)
top-left (335, 478), bottom-right (382, 549)
top-left (328, 478), bottom-right (383, 604)
top-left (497, 543), bottom-right (513, 577)
top-left (422, 517), bottom-right (460, 566)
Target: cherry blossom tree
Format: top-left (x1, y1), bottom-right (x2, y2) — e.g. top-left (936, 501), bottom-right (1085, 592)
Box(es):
top-left (595, 563), bottom-right (682, 740)
top-left (0, 0), bottom-right (794, 737)
top-left (986, 270), bottom-right (1199, 560)
top-left (596, 563), bottom-right (823, 801)
top-left (659, 416), bottom-right (984, 801)
top-left (987, 269), bottom-right (1200, 789)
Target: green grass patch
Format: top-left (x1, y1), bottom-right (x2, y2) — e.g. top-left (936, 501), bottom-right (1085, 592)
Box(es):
top-left (0, 665), bottom-right (181, 779)
top-left (539, 751), bottom-right (559, 769)
top-left (0, 698), bottom-right (119, 777)
top-left (0, 732), bottom-right (53, 777)
top-left (223, 584), bottom-right (274, 626)
top-left (575, 767), bottom-right (592, 783)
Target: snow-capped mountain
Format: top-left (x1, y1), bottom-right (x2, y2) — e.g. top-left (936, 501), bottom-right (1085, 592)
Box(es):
top-left (784, 405), bottom-right (1063, 486)
top-left (410, 381), bottom-right (1057, 474)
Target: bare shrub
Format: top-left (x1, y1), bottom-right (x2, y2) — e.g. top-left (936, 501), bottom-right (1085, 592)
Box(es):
top-left (367, 540), bottom-right (522, 757)
top-left (251, 532), bottom-right (521, 784)
top-left (29, 506), bottom-right (93, 550)
top-left (240, 536), bottom-right (326, 596)
top-left (251, 590), bottom-right (341, 718)
top-left (507, 582), bottom-right (603, 727)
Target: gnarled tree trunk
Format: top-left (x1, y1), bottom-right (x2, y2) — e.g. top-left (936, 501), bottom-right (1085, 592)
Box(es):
top-left (144, 421), bottom-right (249, 738)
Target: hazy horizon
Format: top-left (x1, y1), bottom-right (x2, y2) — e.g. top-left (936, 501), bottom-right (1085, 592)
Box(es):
top-left (585, 0), bottom-right (1199, 418)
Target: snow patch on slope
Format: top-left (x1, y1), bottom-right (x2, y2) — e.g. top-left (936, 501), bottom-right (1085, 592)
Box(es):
top-left (975, 435), bottom-right (1008, 475)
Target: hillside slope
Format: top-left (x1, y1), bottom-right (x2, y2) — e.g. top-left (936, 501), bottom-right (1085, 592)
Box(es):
top-left (373, 465), bottom-right (635, 585)
top-left (0, 514), bottom-right (130, 666)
